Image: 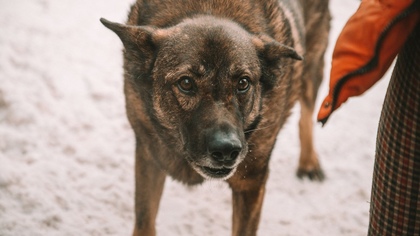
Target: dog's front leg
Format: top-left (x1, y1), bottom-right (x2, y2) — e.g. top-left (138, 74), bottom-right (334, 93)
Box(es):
top-left (132, 144), bottom-right (166, 236)
top-left (229, 165), bottom-right (268, 236)
top-left (231, 187), bottom-right (266, 236)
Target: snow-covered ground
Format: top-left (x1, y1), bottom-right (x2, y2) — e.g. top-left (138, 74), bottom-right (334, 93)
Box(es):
top-left (0, 0), bottom-right (392, 235)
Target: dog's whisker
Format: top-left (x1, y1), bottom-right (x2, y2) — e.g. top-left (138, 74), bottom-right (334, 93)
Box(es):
top-left (244, 123), bottom-right (277, 134)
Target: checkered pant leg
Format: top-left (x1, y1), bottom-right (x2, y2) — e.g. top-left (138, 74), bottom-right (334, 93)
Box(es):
top-left (368, 24), bottom-right (420, 235)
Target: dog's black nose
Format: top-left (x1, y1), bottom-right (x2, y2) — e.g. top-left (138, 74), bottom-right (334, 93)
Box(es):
top-left (207, 131), bottom-right (242, 165)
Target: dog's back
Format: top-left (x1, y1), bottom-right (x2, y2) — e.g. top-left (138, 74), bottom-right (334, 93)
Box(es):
top-left (127, 0), bottom-right (306, 51)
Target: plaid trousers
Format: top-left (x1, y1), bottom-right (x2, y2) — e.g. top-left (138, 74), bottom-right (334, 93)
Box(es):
top-left (368, 23), bottom-right (420, 235)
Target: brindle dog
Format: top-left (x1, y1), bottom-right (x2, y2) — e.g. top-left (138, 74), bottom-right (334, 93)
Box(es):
top-left (101, 0), bottom-right (329, 235)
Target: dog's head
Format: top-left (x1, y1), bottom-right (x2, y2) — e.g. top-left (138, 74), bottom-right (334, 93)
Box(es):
top-left (101, 16), bottom-right (301, 180)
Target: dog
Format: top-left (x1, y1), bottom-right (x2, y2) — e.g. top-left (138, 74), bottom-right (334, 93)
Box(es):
top-left (101, 0), bottom-right (330, 235)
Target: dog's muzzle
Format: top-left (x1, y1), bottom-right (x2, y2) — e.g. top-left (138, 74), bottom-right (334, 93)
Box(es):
top-left (207, 130), bottom-right (242, 167)
top-left (195, 128), bottom-right (245, 179)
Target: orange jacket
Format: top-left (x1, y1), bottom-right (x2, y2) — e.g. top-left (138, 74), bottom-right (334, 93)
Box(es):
top-left (317, 0), bottom-right (420, 125)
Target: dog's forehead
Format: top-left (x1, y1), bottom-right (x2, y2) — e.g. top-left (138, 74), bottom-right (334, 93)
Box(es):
top-left (157, 17), bottom-right (259, 74)
top-left (167, 16), bottom-right (255, 56)
top-left (177, 16), bottom-right (250, 39)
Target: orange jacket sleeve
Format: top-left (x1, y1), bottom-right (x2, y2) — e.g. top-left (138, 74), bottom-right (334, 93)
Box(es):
top-left (317, 0), bottom-right (420, 125)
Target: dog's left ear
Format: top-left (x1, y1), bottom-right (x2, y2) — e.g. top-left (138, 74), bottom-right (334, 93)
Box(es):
top-left (100, 18), bottom-right (170, 55)
top-left (252, 34), bottom-right (303, 63)
top-left (100, 18), bottom-right (160, 52)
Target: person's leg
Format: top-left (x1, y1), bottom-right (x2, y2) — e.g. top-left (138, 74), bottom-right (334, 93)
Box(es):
top-left (368, 23), bottom-right (420, 235)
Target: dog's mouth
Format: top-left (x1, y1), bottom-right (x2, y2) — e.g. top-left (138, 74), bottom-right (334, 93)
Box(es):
top-left (196, 165), bottom-right (236, 179)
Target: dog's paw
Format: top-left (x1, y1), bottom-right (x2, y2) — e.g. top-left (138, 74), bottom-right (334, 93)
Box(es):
top-left (296, 167), bottom-right (325, 181)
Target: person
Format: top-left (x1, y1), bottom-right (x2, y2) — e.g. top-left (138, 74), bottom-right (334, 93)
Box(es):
top-left (317, 0), bottom-right (420, 235)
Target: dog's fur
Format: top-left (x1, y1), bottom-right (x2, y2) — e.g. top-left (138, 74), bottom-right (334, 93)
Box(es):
top-left (101, 0), bottom-right (330, 235)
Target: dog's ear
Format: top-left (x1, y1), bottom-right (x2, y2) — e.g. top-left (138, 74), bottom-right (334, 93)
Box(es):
top-left (100, 18), bottom-right (167, 52)
top-left (252, 34), bottom-right (303, 63)
top-left (252, 34), bottom-right (303, 90)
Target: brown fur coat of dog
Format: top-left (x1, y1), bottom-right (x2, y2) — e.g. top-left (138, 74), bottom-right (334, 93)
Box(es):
top-left (101, 0), bottom-right (330, 235)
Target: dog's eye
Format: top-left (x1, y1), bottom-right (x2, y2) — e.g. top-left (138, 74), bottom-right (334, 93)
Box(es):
top-left (177, 76), bottom-right (195, 94)
top-left (237, 77), bottom-right (250, 93)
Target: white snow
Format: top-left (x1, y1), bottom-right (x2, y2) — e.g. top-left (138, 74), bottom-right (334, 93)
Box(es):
top-left (0, 0), bottom-right (392, 235)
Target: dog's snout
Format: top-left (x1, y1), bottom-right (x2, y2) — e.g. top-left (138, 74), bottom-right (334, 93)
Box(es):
top-left (207, 131), bottom-right (242, 165)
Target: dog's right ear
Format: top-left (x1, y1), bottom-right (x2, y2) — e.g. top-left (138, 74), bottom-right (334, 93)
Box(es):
top-left (252, 34), bottom-right (303, 63)
top-left (100, 18), bottom-right (160, 52)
